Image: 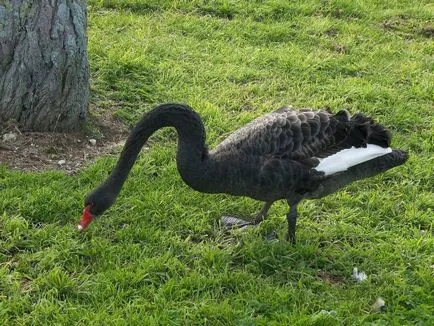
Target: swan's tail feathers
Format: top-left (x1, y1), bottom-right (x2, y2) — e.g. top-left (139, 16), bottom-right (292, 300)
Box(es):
top-left (350, 113), bottom-right (392, 148)
top-left (357, 149), bottom-right (408, 173)
top-left (332, 111), bottom-right (392, 149)
top-left (315, 112), bottom-right (397, 176)
top-left (331, 111), bottom-right (367, 149)
top-left (309, 149), bottom-right (408, 199)
top-left (315, 144), bottom-right (393, 176)
top-left (367, 122), bottom-right (392, 148)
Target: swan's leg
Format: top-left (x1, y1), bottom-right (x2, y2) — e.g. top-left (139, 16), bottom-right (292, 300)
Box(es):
top-left (286, 202), bottom-right (298, 244)
top-left (254, 201), bottom-right (273, 224)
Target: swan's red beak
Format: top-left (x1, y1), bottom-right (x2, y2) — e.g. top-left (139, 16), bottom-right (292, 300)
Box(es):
top-left (78, 205), bottom-right (94, 231)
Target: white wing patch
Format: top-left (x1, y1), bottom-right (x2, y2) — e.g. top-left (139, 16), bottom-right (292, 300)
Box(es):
top-left (315, 144), bottom-right (392, 176)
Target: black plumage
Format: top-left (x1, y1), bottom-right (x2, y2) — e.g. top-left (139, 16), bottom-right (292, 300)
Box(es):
top-left (81, 103), bottom-right (408, 242)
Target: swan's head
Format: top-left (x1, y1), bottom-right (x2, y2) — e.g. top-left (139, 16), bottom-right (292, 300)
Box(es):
top-left (78, 187), bottom-right (117, 231)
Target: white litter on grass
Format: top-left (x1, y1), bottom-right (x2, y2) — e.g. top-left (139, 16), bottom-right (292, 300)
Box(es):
top-left (372, 297), bottom-right (386, 311)
top-left (352, 267), bottom-right (367, 282)
top-left (89, 139), bottom-right (97, 146)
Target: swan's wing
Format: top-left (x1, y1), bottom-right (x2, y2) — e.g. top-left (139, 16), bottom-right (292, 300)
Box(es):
top-left (212, 106), bottom-right (391, 166)
top-left (212, 107), bottom-right (345, 162)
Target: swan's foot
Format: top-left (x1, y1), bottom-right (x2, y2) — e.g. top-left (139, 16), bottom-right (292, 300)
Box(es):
top-left (221, 216), bottom-right (278, 241)
top-left (221, 201), bottom-right (273, 230)
top-left (221, 216), bottom-right (253, 230)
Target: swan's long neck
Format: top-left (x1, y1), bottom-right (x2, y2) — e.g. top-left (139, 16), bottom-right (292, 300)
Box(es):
top-left (104, 104), bottom-right (209, 196)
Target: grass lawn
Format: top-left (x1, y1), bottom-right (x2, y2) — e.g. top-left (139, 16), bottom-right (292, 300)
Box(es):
top-left (1, 0), bottom-right (433, 324)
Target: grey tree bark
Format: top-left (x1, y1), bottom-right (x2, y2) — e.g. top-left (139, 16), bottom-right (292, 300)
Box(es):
top-left (0, 0), bottom-right (89, 131)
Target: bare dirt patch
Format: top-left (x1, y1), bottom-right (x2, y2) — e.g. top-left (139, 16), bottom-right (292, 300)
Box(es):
top-left (0, 115), bottom-right (129, 174)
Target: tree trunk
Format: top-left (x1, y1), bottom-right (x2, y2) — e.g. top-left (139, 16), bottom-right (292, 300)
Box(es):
top-left (0, 0), bottom-right (89, 132)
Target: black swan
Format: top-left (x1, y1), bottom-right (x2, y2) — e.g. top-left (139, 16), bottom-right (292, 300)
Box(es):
top-left (78, 103), bottom-right (408, 243)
